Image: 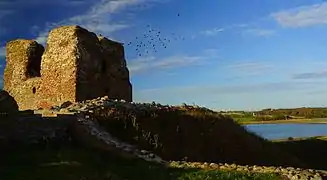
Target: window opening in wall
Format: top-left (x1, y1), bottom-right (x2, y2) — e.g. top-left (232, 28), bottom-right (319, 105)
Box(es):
top-left (32, 87), bottom-right (36, 94)
top-left (26, 44), bottom-right (43, 78)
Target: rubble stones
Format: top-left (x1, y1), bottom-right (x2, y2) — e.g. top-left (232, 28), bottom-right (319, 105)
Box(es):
top-left (60, 101), bottom-right (73, 109)
top-left (72, 115), bottom-right (167, 165)
top-left (0, 90), bottom-right (19, 115)
top-left (169, 161), bottom-right (327, 180)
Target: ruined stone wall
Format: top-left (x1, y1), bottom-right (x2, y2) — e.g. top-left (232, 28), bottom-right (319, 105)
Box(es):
top-left (39, 26), bottom-right (80, 108)
top-left (97, 36), bottom-right (132, 102)
top-left (4, 40), bottom-right (43, 91)
top-left (3, 25), bottom-right (132, 111)
top-left (4, 40), bottom-right (44, 110)
top-left (75, 34), bottom-right (132, 102)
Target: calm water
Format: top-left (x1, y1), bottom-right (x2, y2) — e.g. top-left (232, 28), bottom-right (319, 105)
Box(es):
top-left (244, 124), bottom-right (327, 140)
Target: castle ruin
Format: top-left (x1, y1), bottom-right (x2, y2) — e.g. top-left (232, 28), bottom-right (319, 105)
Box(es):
top-left (3, 25), bottom-right (132, 110)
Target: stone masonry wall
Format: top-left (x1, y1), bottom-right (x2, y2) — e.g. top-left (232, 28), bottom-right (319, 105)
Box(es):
top-left (39, 26), bottom-right (80, 109)
top-left (3, 25), bottom-right (132, 110)
top-left (76, 35), bottom-right (132, 102)
top-left (4, 40), bottom-right (44, 110)
top-left (97, 36), bottom-right (132, 102)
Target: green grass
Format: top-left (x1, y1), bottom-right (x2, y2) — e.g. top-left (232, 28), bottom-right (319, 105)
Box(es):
top-left (0, 143), bottom-right (282, 180)
top-left (233, 117), bottom-right (256, 123)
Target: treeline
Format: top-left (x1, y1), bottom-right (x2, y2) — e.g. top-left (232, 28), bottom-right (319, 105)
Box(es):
top-left (253, 114), bottom-right (291, 121)
top-left (226, 113), bottom-right (291, 121)
top-left (255, 107), bottom-right (327, 119)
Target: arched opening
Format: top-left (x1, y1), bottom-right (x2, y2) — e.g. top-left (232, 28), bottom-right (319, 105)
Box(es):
top-left (32, 87), bottom-right (36, 94)
top-left (26, 43), bottom-right (44, 78)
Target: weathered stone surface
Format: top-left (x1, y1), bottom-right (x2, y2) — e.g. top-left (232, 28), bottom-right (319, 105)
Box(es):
top-left (3, 25), bottom-right (132, 110)
top-left (4, 39), bottom-right (44, 92)
top-left (97, 35), bottom-right (132, 102)
top-left (39, 25), bottom-right (82, 108)
top-left (169, 161), bottom-right (327, 180)
top-left (8, 78), bottom-right (42, 110)
top-left (0, 90), bottom-right (18, 115)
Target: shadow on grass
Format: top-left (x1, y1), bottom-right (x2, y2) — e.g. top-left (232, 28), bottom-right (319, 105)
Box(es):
top-left (273, 137), bottom-right (327, 170)
top-left (0, 142), bottom-right (280, 180)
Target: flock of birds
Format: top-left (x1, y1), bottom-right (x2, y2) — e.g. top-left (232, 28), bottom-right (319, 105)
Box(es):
top-left (124, 13), bottom-right (186, 57)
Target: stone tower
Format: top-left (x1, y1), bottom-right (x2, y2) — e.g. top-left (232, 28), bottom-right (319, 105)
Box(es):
top-left (3, 25), bottom-right (132, 110)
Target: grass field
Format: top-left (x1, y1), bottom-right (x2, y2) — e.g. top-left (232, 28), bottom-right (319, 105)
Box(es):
top-left (0, 143), bottom-right (282, 180)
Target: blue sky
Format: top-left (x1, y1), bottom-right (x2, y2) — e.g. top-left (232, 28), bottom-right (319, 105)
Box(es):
top-left (2, 0), bottom-right (327, 110)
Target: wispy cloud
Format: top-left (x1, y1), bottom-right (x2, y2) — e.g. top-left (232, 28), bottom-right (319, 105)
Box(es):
top-left (271, 2), bottom-right (327, 28)
top-left (128, 49), bottom-right (218, 75)
top-left (128, 55), bottom-right (204, 75)
top-left (226, 61), bottom-right (274, 76)
top-left (0, 10), bottom-right (14, 37)
top-left (139, 81), bottom-right (321, 95)
top-left (0, 10), bottom-right (14, 19)
top-left (200, 28), bottom-right (224, 36)
top-left (61, 0), bottom-right (91, 6)
top-left (242, 28), bottom-right (276, 37)
top-left (292, 70), bottom-right (327, 79)
top-left (0, 0), bottom-right (91, 7)
top-left (0, 47), bottom-right (5, 58)
top-left (33, 0), bottom-right (165, 44)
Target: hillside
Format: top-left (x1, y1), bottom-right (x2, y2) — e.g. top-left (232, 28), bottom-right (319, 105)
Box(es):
top-left (1, 96), bottom-right (327, 179)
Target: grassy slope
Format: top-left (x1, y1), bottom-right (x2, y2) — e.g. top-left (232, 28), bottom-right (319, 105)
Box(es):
top-left (0, 143), bottom-right (281, 180)
top-left (3, 104), bottom-right (327, 179)
top-left (272, 136), bottom-right (327, 170)
top-left (91, 106), bottom-right (304, 167)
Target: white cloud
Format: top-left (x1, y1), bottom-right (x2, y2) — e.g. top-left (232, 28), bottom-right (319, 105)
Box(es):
top-left (242, 28), bottom-right (276, 37)
top-left (200, 28), bottom-right (224, 36)
top-left (128, 55), bottom-right (203, 75)
top-left (0, 47), bottom-right (5, 58)
top-left (271, 2), bottom-right (327, 28)
top-left (33, 0), bottom-right (165, 44)
top-left (35, 31), bottom-right (49, 45)
top-left (128, 49), bottom-right (218, 75)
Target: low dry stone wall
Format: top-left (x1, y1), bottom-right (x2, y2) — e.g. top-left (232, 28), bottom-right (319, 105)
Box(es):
top-left (169, 161), bottom-right (326, 180)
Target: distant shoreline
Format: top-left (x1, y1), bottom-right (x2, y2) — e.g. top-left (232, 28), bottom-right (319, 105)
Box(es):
top-left (271, 135), bottom-right (327, 142)
top-left (238, 119), bottom-right (327, 125)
